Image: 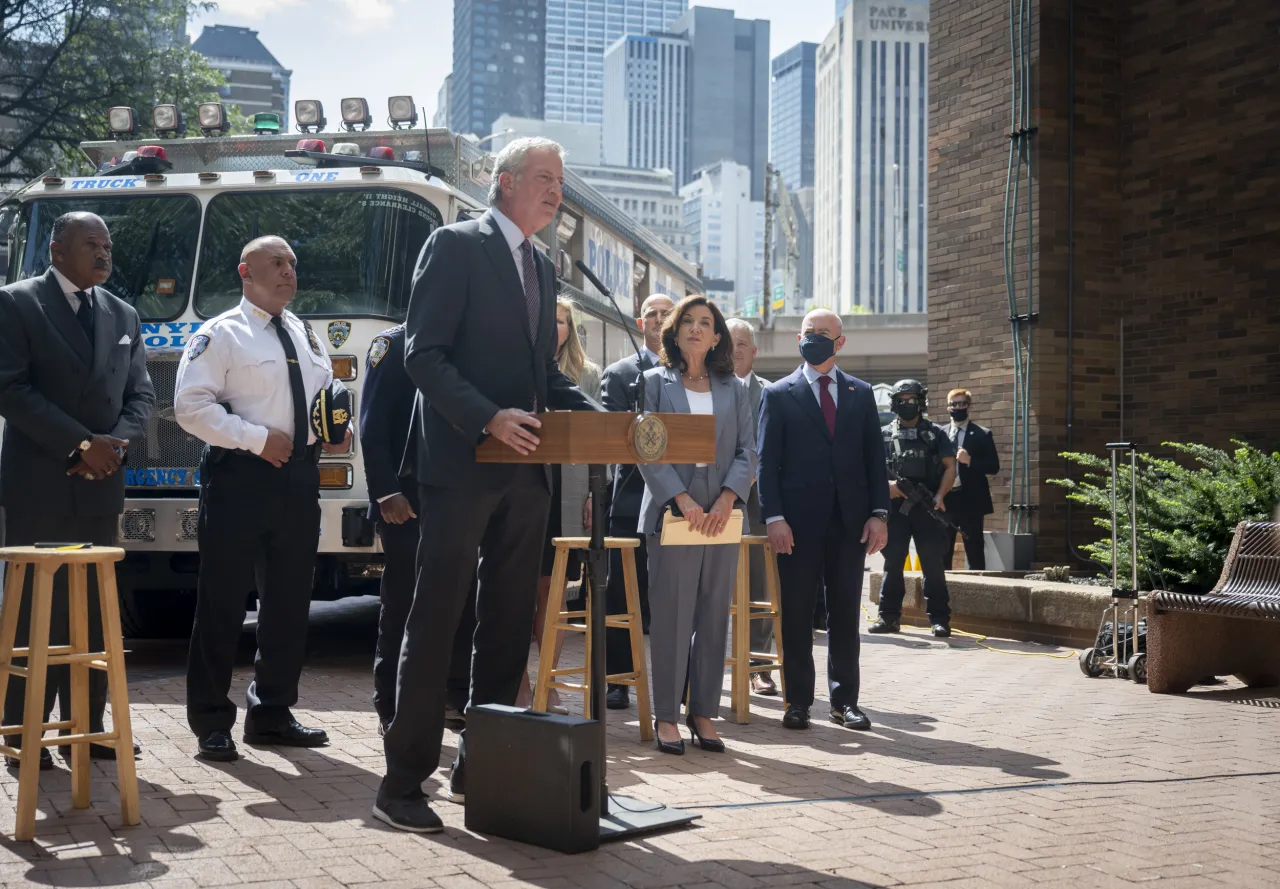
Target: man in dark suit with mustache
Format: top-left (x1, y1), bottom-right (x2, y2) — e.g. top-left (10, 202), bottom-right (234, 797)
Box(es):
top-left (0, 212), bottom-right (154, 768)
top-left (375, 138), bottom-right (599, 833)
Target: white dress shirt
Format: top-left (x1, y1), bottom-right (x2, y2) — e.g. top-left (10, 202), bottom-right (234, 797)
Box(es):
top-left (685, 387), bottom-right (714, 467)
top-left (491, 206), bottom-right (531, 289)
top-left (174, 296), bottom-right (333, 455)
top-left (802, 362), bottom-right (839, 407)
top-left (643, 346), bottom-right (660, 368)
top-left (50, 265), bottom-right (92, 314)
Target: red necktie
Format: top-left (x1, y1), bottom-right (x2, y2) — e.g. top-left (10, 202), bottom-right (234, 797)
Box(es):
top-left (819, 375), bottom-right (836, 438)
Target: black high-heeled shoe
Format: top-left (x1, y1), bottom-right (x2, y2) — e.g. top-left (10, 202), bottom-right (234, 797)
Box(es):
top-left (685, 715), bottom-right (725, 753)
top-left (654, 720), bottom-right (684, 756)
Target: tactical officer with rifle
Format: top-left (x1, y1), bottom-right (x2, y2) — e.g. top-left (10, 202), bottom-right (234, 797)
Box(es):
top-left (869, 380), bottom-right (958, 638)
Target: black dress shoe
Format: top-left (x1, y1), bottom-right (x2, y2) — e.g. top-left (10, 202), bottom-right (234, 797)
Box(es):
top-left (59, 741), bottom-right (141, 761)
top-left (197, 730), bottom-right (238, 762)
top-left (243, 720), bottom-right (329, 748)
top-left (931, 623), bottom-right (952, 638)
top-left (782, 706), bottom-right (811, 730)
top-left (606, 685), bottom-right (630, 710)
top-left (684, 716), bottom-right (725, 753)
top-left (446, 756), bottom-right (465, 803)
top-left (373, 794), bottom-right (443, 833)
top-left (5, 748), bottom-right (54, 770)
top-left (654, 720), bottom-right (685, 755)
top-left (868, 618), bottom-right (900, 634)
top-left (830, 705), bottom-right (872, 730)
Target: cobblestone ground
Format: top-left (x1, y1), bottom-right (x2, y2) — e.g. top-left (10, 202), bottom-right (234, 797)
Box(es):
top-left (0, 594), bottom-right (1276, 889)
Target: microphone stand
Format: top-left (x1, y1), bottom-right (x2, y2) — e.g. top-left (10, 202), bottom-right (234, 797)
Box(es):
top-left (575, 262), bottom-right (698, 841)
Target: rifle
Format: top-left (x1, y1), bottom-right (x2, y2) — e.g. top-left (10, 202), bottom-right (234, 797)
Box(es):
top-left (892, 475), bottom-right (968, 540)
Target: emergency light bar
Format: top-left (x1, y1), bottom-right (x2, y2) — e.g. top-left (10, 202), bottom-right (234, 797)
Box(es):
top-left (253, 113), bottom-right (282, 135)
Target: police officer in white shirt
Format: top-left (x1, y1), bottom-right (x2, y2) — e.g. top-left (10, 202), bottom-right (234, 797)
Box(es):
top-left (174, 235), bottom-right (346, 762)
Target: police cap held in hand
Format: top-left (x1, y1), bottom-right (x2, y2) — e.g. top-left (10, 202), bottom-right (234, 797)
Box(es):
top-left (311, 379), bottom-right (352, 444)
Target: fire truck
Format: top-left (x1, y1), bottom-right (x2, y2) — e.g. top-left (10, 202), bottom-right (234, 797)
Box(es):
top-left (0, 98), bottom-right (703, 637)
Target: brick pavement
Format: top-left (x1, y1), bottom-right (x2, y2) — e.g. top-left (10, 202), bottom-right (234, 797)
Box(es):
top-left (0, 597), bottom-right (1276, 889)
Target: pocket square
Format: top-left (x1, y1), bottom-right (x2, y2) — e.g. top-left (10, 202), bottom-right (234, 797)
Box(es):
top-left (118, 334), bottom-right (131, 345)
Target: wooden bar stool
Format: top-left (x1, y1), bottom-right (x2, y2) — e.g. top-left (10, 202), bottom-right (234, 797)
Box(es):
top-left (533, 537), bottom-right (653, 742)
top-left (0, 546), bottom-right (139, 841)
top-left (726, 534), bottom-right (785, 724)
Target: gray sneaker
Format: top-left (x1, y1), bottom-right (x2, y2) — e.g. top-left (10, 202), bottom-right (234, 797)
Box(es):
top-left (373, 794), bottom-right (443, 833)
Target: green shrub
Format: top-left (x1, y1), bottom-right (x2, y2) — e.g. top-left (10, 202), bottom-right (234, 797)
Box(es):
top-left (1049, 441), bottom-right (1280, 593)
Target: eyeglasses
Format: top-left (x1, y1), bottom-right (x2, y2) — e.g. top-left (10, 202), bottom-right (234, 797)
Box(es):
top-left (949, 402), bottom-right (970, 409)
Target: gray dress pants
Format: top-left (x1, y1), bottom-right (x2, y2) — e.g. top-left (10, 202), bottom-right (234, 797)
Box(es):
top-left (646, 467), bottom-right (740, 724)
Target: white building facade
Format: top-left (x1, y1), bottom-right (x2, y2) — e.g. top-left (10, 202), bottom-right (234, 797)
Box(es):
top-left (574, 164), bottom-right (689, 259)
top-left (544, 0), bottom-right (687, 125)
top-left (815, 0), bottom-right (929, 314)
top-left (681, 161), bottom-right (765, 316)
top-left (602, 34), bottom-right (691, 188)
top-left (490, 115), bottom-right (603, 166)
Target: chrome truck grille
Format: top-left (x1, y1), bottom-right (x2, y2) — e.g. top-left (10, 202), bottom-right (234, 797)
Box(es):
top-left (124, 352), bottom-right (204, 489)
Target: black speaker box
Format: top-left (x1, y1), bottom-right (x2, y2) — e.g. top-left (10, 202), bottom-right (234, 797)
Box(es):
top-left (464, 704), bottom-right (601, 854)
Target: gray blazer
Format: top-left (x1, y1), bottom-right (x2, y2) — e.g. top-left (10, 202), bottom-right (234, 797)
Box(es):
top-left (636, 366), bottom-right (757, 537)
top-left (0, 269), bottom-right (155, 516)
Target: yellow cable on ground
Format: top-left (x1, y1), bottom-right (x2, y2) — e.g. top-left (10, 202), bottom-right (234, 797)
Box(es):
top-left (861, 603), bottom-right (1077, 659)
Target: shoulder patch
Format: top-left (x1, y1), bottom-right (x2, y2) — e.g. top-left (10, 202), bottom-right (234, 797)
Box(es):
top-left (186, 334), bottom-right (210, 362)
top-left (368, 336), bottom-right (391, 368)
top-left (304, 323), bottom-right (325, 357)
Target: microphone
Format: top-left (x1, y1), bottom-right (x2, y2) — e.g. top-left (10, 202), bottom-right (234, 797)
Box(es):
top-left (575, 260), bottom-right (648, 414)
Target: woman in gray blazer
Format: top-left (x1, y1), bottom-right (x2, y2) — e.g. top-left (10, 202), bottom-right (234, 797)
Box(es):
top-left (638, 295), bottom-right (756, 754)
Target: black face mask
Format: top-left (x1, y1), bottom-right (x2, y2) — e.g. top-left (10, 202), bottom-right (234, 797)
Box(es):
top-left (894, 403), bottom-right (921, 421)
top-left (799, 333), bottom-right (836, 366)
top-left (949, 408), bottom-right (969, 422)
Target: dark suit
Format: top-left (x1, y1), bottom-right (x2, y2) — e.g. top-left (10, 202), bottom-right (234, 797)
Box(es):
top-left (756, 365), bottom-right (889, 711)
top-left (382, 210), bottom-right (597, 800)
top-left (0, 268), bottom-right (154, 739)
top-left (600, 350), bottom-right (654, 680)
top-left (358, 326), bottom-right (474, 725)
top-left (942, 422), bottom-right (999, 570)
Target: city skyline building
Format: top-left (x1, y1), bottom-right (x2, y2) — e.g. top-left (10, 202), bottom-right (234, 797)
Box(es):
top-left (602, 33), bottom-right (691, 187)
top-left (191, 25), bottom-right (291, 129)
top-left (814, 0), bottom-right (929, 314)
top-left (671, 7), bottom-right (770, 200)
top-left (432, 75), bottom-right (451, 128)
top-left (544, 0), bottom-right (687, 125)
top-left (574, 164), bottom-right (689, 258)
top-left (449, 0), bottom-right (545, 137)
top-left (770, 41), bottom-right (818, 190)
top-left (836, 0), bottom-right (850, 17)
top-left (681, 160), bottom-right (765, 314)
top-left (491, 115), bottom-right (603, 166)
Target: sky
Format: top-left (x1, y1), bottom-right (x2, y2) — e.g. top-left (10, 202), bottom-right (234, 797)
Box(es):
top-left (185, 0), bottom-right (838, 129)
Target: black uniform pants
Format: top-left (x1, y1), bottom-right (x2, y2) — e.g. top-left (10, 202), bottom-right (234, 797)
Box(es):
top-left (604, 513), bottom-right (649, 680)
top-left (944, 511), bottom-right (987, 570)
top-left (186, 453), bottom-right (320, 736)
top-left (878, 503), bottom-right (952, 623)
top-left (777, 505), bottom-right (865, 711)
top-left (381, 468), bottom-right (548, 800)
top-left (373, 516), bottom-right (475, 722)
top-left (1, 512), bottom-right (115, 745)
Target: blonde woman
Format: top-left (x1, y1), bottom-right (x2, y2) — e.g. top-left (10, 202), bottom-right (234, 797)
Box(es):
top-left (517, 298), bottom-right (602, 712)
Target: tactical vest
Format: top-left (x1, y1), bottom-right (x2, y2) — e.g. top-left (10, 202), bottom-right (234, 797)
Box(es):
top-left (883, 418), bottom-right (945, 489)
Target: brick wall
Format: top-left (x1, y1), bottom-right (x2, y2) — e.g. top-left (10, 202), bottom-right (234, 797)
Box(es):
top-left (930, 0), bottom-right (1280, 565)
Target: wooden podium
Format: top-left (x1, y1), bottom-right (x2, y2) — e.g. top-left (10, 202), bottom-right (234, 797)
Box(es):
top-left (477, 408), bottom-right (714, 842)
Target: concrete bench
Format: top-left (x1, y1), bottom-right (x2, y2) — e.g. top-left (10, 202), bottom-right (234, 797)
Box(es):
top-left (1147, 521), bottom-right (1280, 694)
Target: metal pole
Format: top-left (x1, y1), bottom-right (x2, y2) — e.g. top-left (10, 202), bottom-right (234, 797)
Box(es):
top-left (586, 464), bottom-right (609, 815)
top-left (762, 164), bottom-right (773, 324)
top-left (1110, 449), bottom-right (1119, 590)
top-left (1130, 448), bottom-right (1138, 593)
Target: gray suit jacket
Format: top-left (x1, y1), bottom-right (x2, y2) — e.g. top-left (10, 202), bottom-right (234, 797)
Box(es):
top-left (0, 269), bottom-right (155, 516)
top-left (743, 371), bottom-right (769, 528)
top-left (636, 366), bottom-right (757, 537)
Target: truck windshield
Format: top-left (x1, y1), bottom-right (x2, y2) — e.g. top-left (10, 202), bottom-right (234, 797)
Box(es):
top-left (12, 195), bottom-right (200, 321)
top-left (194, 188), bottom-right (443, 320)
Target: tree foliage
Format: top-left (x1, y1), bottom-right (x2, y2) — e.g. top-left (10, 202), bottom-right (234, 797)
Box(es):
top-left (1, 0), bottom-right (241, 180)
top-left (1049, 441), bottom-right (1280, 593)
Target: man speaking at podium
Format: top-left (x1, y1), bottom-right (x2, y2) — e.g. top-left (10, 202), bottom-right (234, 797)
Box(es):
top-left (376, 137), bottom-right (599, 833)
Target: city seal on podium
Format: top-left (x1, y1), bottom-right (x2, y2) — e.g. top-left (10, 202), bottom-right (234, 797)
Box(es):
top-left (631, 413), bottom-right (668, 462)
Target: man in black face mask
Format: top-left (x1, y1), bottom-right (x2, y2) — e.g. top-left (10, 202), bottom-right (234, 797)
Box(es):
top-left (941, 388), bottom-right (999, 570)
top-left (757, 310), bottom-right (890, 731)
top-left (870, 380), bottom-right (957, 637)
